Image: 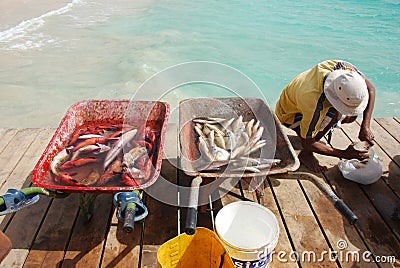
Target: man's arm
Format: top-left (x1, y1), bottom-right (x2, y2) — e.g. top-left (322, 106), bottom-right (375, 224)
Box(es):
top-left (359, 78), bottom-right (376, 143)
top-left (300, 137), bottom-right (369, 160)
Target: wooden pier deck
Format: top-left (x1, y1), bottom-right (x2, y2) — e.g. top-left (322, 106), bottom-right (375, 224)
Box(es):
top-left (0, 118), bottom-right (399, 267)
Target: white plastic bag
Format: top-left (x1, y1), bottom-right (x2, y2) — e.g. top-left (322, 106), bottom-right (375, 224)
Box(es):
top-left (338, 150), bottom-right (383, 185)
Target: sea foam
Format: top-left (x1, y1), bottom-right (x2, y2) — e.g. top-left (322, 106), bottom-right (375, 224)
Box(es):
top-left (0, 0), bottom-right (82, 46)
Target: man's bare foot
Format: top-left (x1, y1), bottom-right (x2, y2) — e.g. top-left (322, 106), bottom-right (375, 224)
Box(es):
top-left (298, 150), bottom-right (327, 173)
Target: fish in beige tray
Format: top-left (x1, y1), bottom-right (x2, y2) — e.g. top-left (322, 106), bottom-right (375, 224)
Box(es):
top-left (192, 116), bottom-right (279, 173)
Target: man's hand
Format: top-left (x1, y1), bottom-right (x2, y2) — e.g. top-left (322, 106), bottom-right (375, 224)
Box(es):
top-left (359, 126), bottom-right (374, 145)
top-left (341, 145), bottom-right (369, 160)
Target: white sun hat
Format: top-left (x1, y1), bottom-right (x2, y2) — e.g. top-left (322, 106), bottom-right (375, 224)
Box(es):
top-left (324, 70), bottom-right (369, 116)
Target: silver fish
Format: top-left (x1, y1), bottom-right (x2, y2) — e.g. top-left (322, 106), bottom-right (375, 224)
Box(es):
top-left (50, 148), bottom-right (71, 176)
top-left (192, 119), bottom-right (213, 124)
top-left (208, 117), bottom-right (226, 122)
top-left (194, 125), bottom-right (207, 140)
top-left (224, 130), bottom-right (236, 152)
top-left (193, 117), bottom-right (225, 124)
top-left (257, 158), bottom-right (281, 165)
top-left (230, 115), bottom-right (243, 133)
top-left (197, 160), bottom-right (230, 171)
top-left (202, 124), bottom-right (212, 136)
top-left (220, 118), bottom-right (235, 130)
top-left (70, 143), bottom-right (110, 161)
top-left (103, 129), bottom-right (137, 170)
top-left (78, 134), bottom-right (105, 140)
top-left (214, 132), bottom-right (226, 150)
top-left (209, 130), bottom-right (230, 161)
top-left (249, 160), bottom-right (280, 170)
top-left (231, 144), bottom-right (248, 159)
top-left (246, 119), bottom-right (255, 137)
top-left (231, 166), bottom-right (261, 173)
top-left (198, 135), bottom-right (213, 162)
top-left (211, 146), bottom-right (230, 161)
top-left (205, 123), bottom-right (225, 137)
top-left (252, 163), bottom-right (272, 170)
top-left (237, 157), bottom-right (262, 165)
top-left (249, 126), bottom-right (264, 146)
top-left (237, 157), bottom-right (280, 166)
top-left (236, 131), bottom-right (249, 148)
top-left (195, 123), bottom-right (203, 130)
top-left (246, 139), bottom-right (267, 155)
top-left (252, 120), bottom-right (260, 135)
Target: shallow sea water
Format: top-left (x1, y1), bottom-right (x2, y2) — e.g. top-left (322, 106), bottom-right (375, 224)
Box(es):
top-left (0, 0), bottom-right (399, 127)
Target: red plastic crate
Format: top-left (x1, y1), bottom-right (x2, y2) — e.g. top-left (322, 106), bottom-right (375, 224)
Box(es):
top-left (31, 100), bottom-right (170, 193)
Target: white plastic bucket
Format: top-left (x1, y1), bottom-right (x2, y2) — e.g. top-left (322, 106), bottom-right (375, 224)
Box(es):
top-left (215, 201), bottom-right (279, 268)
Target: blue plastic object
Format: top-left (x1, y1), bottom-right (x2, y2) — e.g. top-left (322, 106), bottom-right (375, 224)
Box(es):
top-left (0, 189), bottom-right (40, 216)
top-left (113, 192), bottom-right (148, 222)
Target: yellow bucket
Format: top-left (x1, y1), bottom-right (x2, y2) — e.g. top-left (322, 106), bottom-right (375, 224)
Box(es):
top-left (157, 227), bottom-right (235, 268)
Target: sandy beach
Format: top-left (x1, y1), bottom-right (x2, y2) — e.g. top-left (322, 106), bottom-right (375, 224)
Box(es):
top-left (0, 0), bottom-right (72, 31)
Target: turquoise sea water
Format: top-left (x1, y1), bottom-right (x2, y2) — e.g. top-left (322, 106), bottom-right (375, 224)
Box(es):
top-left (0, 0), bottom-right (399, 127)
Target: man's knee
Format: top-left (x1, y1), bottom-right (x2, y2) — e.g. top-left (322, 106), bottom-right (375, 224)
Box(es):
top-left (341, 115), bottom-right (358, 124)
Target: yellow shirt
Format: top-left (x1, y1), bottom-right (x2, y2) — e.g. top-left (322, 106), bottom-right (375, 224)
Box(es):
top-left (275, 60), bottom-right (362, 139)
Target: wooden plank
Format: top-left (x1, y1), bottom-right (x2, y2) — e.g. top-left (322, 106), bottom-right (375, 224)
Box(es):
top-left (0, 128), bottom-right (62, 267)
top-left (248, 129), bottom-right (333, 267)
top-left (141, 159), bottom-right (178, 267)
top-left (359, 119), bottom-right (400, 166)
top-left (320, 123), bottom-right (400, 263)
top-left (270, 174), bottom-right (337, 267)
top-left (140, 245), bottom-right (159, 268)
top-left (216, 176), bottom-right (299, 268)
top-left (178, 169), bottom-right (215, 233)
top-left (101, 204), bottom-right (142, 268)
top-left (141, 197), bottom-right (177, 268)
top-left (1, 129), bottom-right (55, 267)
top-left (336, 123), bottom-right (400, 240)
top-left (23, 194), bottom-right (80, 267)
top-left (102, 159), bottom-right (179, 268)
top-left (0, 128), bottom-right (54, 232)
top-left (299, 178), bottom-right (377, 268)
top-left (220, 129), bottom-right (326, 267)
top-left (0, 128), bottom-right (54, 195)
top-left (323, 168), bottom-right (400, 266)
top-left (222, 178), bottom-right (255, 204)
top-left (61, 194), bottom-right (113, 268)
top-left (262, 179), bottom-right (299, 268)
top-left (143, 162), bottom-right (178, 245)
top-left (0, 129), bottom-right (18, 155)
top-left (375, 118), bottom-right (400, 142)
top-left (0, 230), bottom-right (11, 264)
top-left (280, 128), bottom-right (377, 267)
top-left (387, 159), bottom-right (400, 198)
top-left (0, 197), bottom-right (52, 268)
top-left (102, 188), bottom-right (177, 268)
top-left (0, 128), bottom-right (40, 188)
